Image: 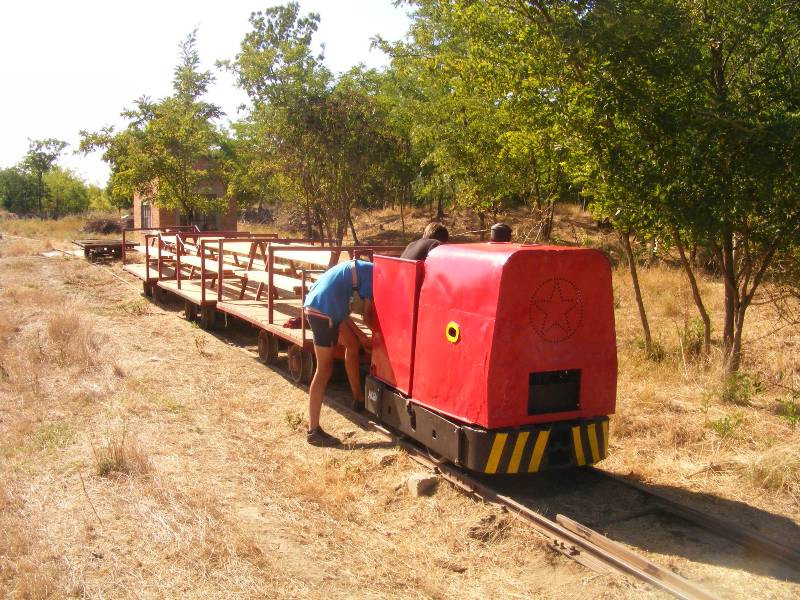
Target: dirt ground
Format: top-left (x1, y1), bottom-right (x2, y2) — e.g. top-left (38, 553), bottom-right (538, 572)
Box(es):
top-left (0, 224), bottom-right (798, 599)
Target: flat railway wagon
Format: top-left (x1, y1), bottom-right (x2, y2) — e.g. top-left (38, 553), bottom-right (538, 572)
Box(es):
top-left (366, 242), bottom-right (617, 475)
top-left (159, 236), bottom-right (405, 381)
top-left (121, 226), bottom-right (218, 296)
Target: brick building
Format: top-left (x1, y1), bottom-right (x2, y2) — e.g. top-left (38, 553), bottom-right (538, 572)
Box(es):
top-left (132, 167), bottom-right (238, 231)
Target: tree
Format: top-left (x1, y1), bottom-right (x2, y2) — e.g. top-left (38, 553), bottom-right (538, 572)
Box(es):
top-left (81, 31), bottom-right (229, 219)
top-left (42, 167), bottom-right (90, 216)
top-left (21, 138), bottom-right (67, 218)
top-left (225, 4), bottom-right (406, 243)
top-left (0, 167), bottom-right (37, 215)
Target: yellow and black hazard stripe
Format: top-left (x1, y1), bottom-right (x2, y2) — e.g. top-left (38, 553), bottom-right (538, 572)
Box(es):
top-left (477, 418), bottom-right (609, 474)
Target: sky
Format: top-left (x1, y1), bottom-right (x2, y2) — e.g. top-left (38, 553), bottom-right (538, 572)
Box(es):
top-left (0, 1), bottom-right (412, 186)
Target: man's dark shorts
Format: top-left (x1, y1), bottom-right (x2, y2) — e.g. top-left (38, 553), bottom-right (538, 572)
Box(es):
top-left (307, 313), bottom-right (340, 347)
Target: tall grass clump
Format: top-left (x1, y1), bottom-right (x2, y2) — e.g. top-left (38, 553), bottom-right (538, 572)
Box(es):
top-left (46, 310), bottom-right (102, 368)
top-left (93, 430), bottom-right (151, 477)
top-left (750, 444), bottom-right (800, 499)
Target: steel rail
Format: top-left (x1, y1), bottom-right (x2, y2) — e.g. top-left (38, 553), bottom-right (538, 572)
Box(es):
top-left (329, 402), bottom-right (718, 600)
top-left (590, 467), bottom-right (800, 568)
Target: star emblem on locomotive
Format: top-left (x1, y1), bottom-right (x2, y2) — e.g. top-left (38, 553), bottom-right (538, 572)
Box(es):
top-left (529, 278), bottom-right (583, 343)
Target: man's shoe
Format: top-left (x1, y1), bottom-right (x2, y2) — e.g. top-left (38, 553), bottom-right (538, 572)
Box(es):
top-left (307, 426), bottom-right (341, 447)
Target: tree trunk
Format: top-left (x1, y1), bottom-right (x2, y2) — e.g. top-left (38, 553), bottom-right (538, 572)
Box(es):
top-left (436, 195), bottom-right (445, 220)
top-left (348, 212), bottom-right (359, 245)
top-left (621, 230), bottom-right (653, 355)
top-left (399, 189), bottom-right (406, 243)
top-left (478, 212), bottom-right (486, 240)
top-left (673, 227), bottom-right (711, 356)
top-left (543, 202), bottom-right (556, 241)
top-left (718, 231), bottom-right (737, 364)
top-left (304, 201), bottom-right (313, 240)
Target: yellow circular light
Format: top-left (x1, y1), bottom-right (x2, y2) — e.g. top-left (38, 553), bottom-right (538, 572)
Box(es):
top-left (445, 321), bottom-right (460, 343)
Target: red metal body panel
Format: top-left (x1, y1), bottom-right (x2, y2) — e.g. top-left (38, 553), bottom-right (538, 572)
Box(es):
top-left (409, 243), bottom-right (617, 429)
top-left (370, 256), bottom-right (424, 395)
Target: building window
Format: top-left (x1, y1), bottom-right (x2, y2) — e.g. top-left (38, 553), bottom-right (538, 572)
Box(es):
top-left (141, 202), bottom-right (151, 229)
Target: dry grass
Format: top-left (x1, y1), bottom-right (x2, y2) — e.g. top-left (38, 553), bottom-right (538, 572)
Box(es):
top-left (749, 443), bottom-right (800, 500)
top-left (92, 430), bottom-right (151, 477)
top-left (46, 310), bottom-right (103, 368)
top-left (0, 238), bottom-right (47, 257)
top-left (0, 212), bottom-right (120, 242)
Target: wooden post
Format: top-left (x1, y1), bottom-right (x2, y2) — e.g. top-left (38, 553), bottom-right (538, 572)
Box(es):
top-left (268, 245), bottom-right (274, 325)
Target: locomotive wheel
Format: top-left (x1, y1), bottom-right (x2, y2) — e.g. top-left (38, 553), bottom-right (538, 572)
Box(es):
top-left (199, 306), bottom-right (216, 330)
top-left (257, 330), bottom-right (279, 364)
top-left (184, 301), bottom-right (198, 322)
top-left (288, 346), bottom-right (315, 384)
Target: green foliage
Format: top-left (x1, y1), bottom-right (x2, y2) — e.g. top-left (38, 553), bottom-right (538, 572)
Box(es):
top-left (284, 410), bottom-right (304, 432)
top-left (778, 397), bottom-right (799, 430)
top-left (721, 372), bottom-right (761, 406)
top-left (637, 338), bottom-right (665, 362)
top-left (0, 167), bottom-right (37, 215)
top-left (42, 167), bottom-right (90, 216)
top-left (680, 318), bottom-right (706, 359)
top-left (225, 5), bottom-right (407, 242)
top-left (708, 412), bottom-right (744, 439)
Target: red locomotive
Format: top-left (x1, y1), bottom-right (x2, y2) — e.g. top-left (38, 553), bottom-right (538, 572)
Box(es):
top-left (366, 242), bottom-right (617, 474)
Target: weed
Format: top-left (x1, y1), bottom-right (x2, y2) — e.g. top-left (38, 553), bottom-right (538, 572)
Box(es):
top-left (92, 430), bottom-right (151, 477)
top-left (777, 397), bottom-right (799, 430)
top-left (120, 299), bottom-right (151, 316)
top-left (679, 317), bottom-right (705, 358)
top-left (284, 411), bottom-right (304, 432)
top-left (194, 335), bottom-right (209, 356)
top-left (708, 412), bottom-right (744, 439)
top-left (158, 397), bottom-right (186, 414)
top-left (638, 338), bottom-right (666, 362)
top-left (721, 372), bottom-right (761, 406)
top-left (34, 422), bottom-right (75, 450)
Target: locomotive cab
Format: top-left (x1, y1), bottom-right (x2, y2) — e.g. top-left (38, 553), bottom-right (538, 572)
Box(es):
top-left (368, 243), bottom-right (617, 474)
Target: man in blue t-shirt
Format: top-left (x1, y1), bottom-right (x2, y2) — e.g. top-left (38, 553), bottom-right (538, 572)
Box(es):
top-left (302, 259), bottom-right (374, 446)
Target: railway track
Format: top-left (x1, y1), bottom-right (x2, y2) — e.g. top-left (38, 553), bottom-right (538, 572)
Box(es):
top-left (314, 386), bottom-right (799, 600)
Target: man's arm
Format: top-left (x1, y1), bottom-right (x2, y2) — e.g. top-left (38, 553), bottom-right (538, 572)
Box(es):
top-left (362, 299), bottom-right (373, 329)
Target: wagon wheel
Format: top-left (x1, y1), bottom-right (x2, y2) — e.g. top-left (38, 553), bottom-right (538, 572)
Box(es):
top-left (288, 346), bottom-right (315, 384)
top-left (199, 306), bottom-right (216, 330)
top-left (257, 330), bottom-right (279, 364)
top-left (300, 350), bottom-right (316, 384)
top-left (184, 301), bottom-right (198, 322)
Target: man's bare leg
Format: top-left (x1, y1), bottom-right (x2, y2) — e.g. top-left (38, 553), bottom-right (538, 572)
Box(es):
top-left (308, 344), bottom-right (334, 430)
top-left (338, 323), bottom-right (364, 405)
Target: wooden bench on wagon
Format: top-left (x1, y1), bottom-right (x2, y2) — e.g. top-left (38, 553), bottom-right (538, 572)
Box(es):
top-left (217, 244), bottom-right (405, 383)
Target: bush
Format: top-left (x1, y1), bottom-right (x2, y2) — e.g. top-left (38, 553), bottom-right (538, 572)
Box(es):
top-left (708, 412), bottom-right (744, 439)
top-left (680, 317), bottom-right (705, 358)
top-left (778, 397), bottom-right (799, 430)
top-left (721, 372), bottom-right (761, 406)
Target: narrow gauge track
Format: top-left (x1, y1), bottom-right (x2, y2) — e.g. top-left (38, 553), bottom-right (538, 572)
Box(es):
top-left (74, 254), bottom-right (799, 600)
top-left (331, 399), bottom-right (800, 600)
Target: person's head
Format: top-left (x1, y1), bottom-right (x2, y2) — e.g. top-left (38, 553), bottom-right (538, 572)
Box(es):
top-left (422, 222), bottom-right (449, 243)
top-left (490, 222), bottom-right (512, 242)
